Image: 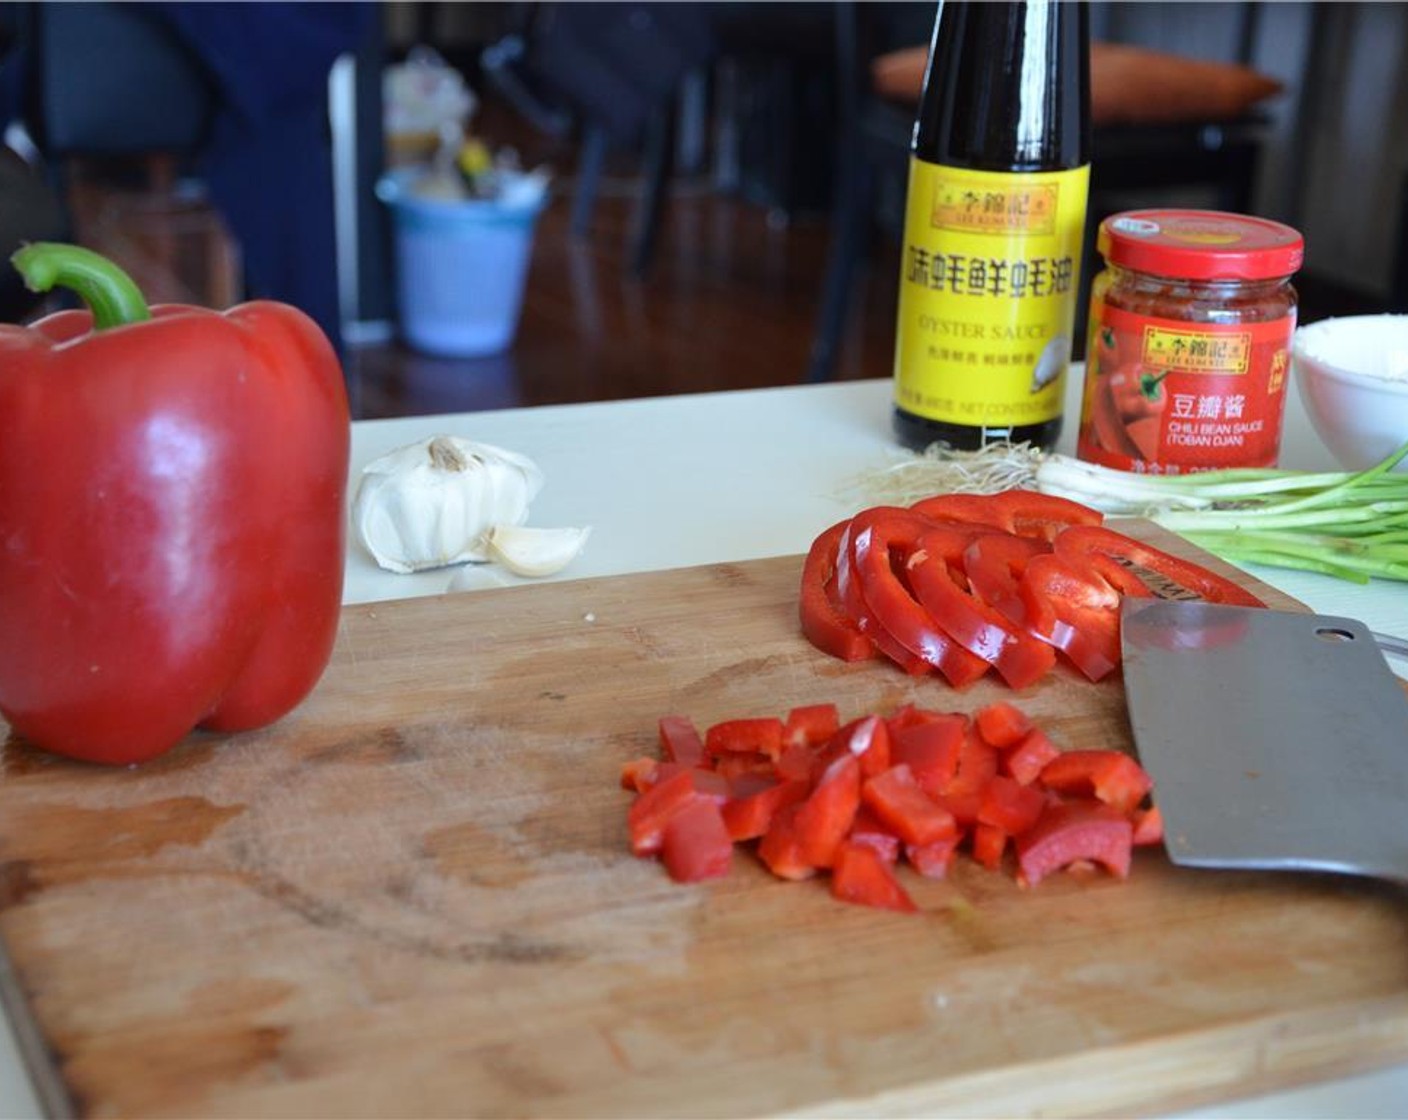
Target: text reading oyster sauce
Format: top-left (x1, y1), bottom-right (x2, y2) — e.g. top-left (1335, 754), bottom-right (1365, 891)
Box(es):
top-left (1077, 209), bottom-right (1303, 474)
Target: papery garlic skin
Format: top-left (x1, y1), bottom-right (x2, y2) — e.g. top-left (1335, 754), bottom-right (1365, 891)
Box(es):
top-left (485, 525), bottom-right (591, 577)
top-left (354, 436), bottom-right (544, 573)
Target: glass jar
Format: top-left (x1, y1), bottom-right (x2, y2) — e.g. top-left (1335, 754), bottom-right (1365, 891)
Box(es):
top-left (1076, 209), bottom-right (1303, 473)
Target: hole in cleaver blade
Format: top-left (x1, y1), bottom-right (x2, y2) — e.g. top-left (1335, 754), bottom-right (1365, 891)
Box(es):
top-left (1119, 598), bottom-right (1408, 884)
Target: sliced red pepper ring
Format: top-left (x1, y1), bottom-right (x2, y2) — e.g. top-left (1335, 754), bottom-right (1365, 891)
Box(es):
top-left (911, 489), bottom-right (1102, 542)
top-left (1020, 553), bottom-right (1122, 682)
top-left (905, 528), bottom-right (1055, 690)
top-left (1053, 525), bottom-right (1266, 608)
top-left (798, 520), bottom-right (876, 663)
top-left (987, 489), bottom-right (1103, 542)
top-left (835, 517), bottom-right (931, 675)
top-left (908, 493), bottom-right (1010, 528)
top-left (848, 509), bottom-right (990, 687)
top-left (960, 531), bottom-right (1060, 648)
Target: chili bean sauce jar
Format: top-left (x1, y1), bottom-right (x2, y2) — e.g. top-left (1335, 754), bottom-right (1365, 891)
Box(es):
top-left (1076, 209), bottom-right (1303, 473)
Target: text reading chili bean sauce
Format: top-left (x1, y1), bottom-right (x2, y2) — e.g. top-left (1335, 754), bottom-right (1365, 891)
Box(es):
top-left (1077, 210), bottom-right (1303, 473)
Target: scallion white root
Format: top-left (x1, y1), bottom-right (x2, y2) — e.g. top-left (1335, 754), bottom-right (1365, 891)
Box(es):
top-left (853, 439), bottom-right (1408, 584)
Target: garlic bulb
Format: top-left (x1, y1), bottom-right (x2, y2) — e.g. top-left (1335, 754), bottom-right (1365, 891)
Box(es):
top-left (484, 525), bottom-right (591, 577)
top-left (354, 436), bottom-right (543, 573)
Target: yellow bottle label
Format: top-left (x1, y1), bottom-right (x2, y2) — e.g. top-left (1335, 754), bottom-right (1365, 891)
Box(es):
top-left (893, 160), bottom-right (1090, 431)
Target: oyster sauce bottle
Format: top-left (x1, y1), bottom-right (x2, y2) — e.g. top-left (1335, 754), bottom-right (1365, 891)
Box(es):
top-left (892, 0), bottom-right (1091, 452)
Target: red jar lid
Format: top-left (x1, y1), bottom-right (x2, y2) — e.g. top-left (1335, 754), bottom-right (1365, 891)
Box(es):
top-left (1097, 209), bottom-right (1304, 281)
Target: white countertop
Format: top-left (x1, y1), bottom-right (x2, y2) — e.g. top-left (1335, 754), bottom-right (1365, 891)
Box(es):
top-left (2, 370), bottom-right (1405, 1118)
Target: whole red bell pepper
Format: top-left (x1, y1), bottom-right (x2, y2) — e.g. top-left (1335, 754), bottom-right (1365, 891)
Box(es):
top-left (0, 243), bottom-right (350, 765)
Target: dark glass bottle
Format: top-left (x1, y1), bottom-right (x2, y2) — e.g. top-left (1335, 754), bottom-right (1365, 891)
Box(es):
top-left (892, 0), bottom-right (1091, 452)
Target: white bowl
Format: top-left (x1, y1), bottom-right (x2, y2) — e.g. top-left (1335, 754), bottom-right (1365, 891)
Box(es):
top-left (1292, 314), bottom-right (1408, 471)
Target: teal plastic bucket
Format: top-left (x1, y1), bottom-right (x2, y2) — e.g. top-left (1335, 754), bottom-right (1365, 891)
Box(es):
top-left (377, 171), bottom-right (548, 357)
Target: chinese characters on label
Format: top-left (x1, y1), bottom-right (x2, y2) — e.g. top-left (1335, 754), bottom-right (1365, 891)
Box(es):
top-left (905, 246), bottom-right (1075, 299)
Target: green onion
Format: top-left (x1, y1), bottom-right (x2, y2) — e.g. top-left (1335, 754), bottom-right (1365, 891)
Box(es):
top-left (855, 439), bottom-right (1408, 584)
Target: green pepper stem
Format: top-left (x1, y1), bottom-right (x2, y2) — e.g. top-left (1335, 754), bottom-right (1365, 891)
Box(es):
top-left (10, 242), bottom-right (152, 330)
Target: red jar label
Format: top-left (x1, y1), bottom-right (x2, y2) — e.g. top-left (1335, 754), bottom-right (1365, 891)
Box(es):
top-left (1076, 299), bottom-right (1295, 473)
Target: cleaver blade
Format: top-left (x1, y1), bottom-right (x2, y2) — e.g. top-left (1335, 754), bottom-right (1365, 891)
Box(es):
top-left (1119, 598), bottom-right (1408, 883)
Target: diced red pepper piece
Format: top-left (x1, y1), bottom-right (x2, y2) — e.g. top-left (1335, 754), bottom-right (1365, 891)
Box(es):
top-left (978, 774), bottom-right (1047, 835)
top-left (758, 803), bottom-right (815, 881)
top-left (848, 805), bottom-right (902, 863)
top-left (775, 739), bottom-right (819, 783)
top-left (705, 717), bottom-right (785, 760)
top-left (713, 752), bottom-right (776, 783)
top-left (800, 520), bottom-right (877, 663)
top-left (972, 822), bottom-right (1008, 871)
top-left (812, 714), bottom-right (891, 782)
top-left (890, 714), bottom-right (966, 797)
top-left (620, 756), bottom-right (661, 792)
top-left (784, 703), bottom-right (840, 749)
top-left (1038, 750), bottom-right (1154, 815)
top-left (831, 841), bottom-right (918, 912)
top-left (658, 714), bottom-right (705, 767)
top-left (975, 701), bottom-right (1035, 748)
top-left (906, 835), bottom-right (959, 879)
top-left (627, 769), bottom-right (702, 856)
top-left (861, 764), bottom-right (958, 846)
top-left (794, 753), bottom-right (862, 868)
top-left (660, 798), bottom-right (734, 883)
top-left (1001, 727), bottom-right (1062, 785)
top-left (721, 777), bottom-right (809, 842)
top-left (943, 727), bottom-right (999, 799)
top-left (1016, 801), bottom-right (1134, 887)
top-left (1132, 804), bottom-right (1165, 847)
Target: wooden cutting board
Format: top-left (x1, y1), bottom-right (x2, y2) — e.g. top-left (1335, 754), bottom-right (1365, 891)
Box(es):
top-left (2, 524), bottom-right (1406, 1119)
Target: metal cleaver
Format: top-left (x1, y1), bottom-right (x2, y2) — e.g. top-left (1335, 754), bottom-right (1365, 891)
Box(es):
top-left (1120, 598), bottom-right (1408, 883)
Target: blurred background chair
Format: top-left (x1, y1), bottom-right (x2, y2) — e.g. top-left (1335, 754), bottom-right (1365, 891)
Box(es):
top-left (6, 1), bottom-right (380, 350)
top-left (806, 0), bottom-right (1285, 383)
top-left (480, 1), bottom-right (714, 277)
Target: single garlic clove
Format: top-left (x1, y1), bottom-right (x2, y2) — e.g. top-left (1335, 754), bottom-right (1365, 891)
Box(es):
top-left (484, 525), bottom-right (591, 578)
